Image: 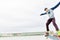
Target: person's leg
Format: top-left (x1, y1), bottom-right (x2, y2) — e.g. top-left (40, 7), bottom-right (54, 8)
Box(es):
top-left (45, 18), bottom-right (52, 36)
top-left (52, 18), bottom-right (59, 31)
top-left (52, 18), bottom-right (60, 37)
top-left (46, 18), bottom-right (52, 31)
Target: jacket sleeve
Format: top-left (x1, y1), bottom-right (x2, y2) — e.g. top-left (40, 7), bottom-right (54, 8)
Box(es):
top-left (40, 12), bottom-right (47, 16)
top-left (51, 2), bottom-right (60, 10)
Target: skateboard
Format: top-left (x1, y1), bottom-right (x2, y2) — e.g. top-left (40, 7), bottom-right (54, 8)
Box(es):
top-left (45, 31), bottom-right (60, 40)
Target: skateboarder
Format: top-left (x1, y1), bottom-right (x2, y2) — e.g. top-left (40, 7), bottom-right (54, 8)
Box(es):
top-left (40, 2), bottom-right (60, 36)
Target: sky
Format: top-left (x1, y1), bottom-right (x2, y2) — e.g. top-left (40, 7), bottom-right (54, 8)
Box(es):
top-left (0, 0), bottom-right (60, 33)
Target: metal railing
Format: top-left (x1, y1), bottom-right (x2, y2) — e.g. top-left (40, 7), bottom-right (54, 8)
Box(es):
top-left (0, 32), bottom-right (45, 37)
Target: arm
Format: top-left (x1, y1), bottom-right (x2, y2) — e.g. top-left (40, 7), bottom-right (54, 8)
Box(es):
top-left (40, 12), bottom-right (47, 16)
top-left (51, 2), bottom-right (60, 10)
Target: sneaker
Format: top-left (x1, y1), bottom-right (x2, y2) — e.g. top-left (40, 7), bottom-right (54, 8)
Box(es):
top-left (45, 31), bottom-right (49, 37)
top-left (56, 30), bottom-right (60, 37)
